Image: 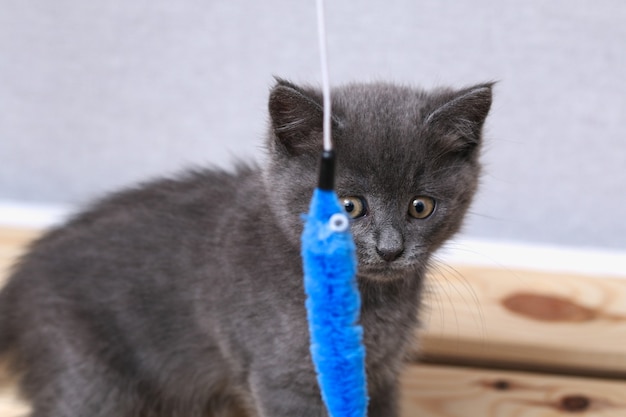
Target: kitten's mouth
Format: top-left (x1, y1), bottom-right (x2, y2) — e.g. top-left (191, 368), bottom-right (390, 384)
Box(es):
top-left (357, 264), bottom-right (412, 281)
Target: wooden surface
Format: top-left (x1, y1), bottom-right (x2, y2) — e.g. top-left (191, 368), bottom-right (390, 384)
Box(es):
top-left (420, 265), bottom-right (626, 377)
top-left (400, 364), bottom-right (626, 416)
top-left (2, 226), bottom-right (626, 416)
top-left (0, 364), bottom-right (29, 417)
top-left (0, 228), bottom-right (39, 279)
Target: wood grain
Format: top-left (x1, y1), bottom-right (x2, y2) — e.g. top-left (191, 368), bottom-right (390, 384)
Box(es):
top-left (420, 265), bottom-right (626, 377)
top-left (400, 364), bottom-right (626, 417)
top-left (0, 362), bottom-right (29, 417)
top-left (0, 227), bottom-right (39, 280)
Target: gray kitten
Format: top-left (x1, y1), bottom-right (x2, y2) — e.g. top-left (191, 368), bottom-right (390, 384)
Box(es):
top-left (0, 79), bottom-right (492, 417)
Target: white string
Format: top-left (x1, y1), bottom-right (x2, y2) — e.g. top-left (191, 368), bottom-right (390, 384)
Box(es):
top-left (316, 0), bottom-right (332, 152)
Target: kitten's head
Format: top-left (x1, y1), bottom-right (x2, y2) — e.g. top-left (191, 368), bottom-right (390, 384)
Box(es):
top-left (263, 79), bottom-right (492, 281)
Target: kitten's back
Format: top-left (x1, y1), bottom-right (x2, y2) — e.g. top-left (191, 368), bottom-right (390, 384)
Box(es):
top-left (0, 165), bottom-right (263, 408)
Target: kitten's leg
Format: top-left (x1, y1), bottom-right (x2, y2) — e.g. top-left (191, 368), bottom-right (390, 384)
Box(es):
top-left (17, 335), bottom-right (135, 417)
top-left (367, 381), bottom-right (400, 417)
top-left (24, 365), bottom-right (133, 417)
top-left (247, 372), bottom-right (328, 417)
top-left (211, 394), bottom-right (255, 417)
top-left (26, 378), bottom-right (131, 417)
top-left (213, 405), bottom-right (253, 417)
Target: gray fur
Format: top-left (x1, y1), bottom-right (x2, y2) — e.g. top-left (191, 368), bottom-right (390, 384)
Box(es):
top-left (0, 79), bottom-right (492, 417)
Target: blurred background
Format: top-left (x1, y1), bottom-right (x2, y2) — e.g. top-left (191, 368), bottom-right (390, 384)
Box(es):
top-left (1, 1), bottom-right (625, 255)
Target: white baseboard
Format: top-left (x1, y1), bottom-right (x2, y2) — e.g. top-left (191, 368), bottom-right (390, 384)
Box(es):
top-left (0, 200), bottom-right (71, 228)
top-left (438, 238), bottom-right (626, 279)
top-left (1, 200), bottom-right (624, 279)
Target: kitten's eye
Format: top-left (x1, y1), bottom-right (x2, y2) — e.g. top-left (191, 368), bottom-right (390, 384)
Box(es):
top-left (408, 196), bottom-right (436, 219)
top-left (342, 196), bottom-right (367, 219)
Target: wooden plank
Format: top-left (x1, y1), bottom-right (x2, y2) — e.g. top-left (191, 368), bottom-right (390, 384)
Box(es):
top-left (0, 228), bottom-right (39, 416)
top-left (400, 363), bottom-right (626, 417)
top-left (0, 362), bottom-right (29, 417)
top-left (0, 228), bottom-right (40, 280)
top-left (420, 265), bottom-right (626, 377)
top-left (0, 227), bottom-right (40, 251)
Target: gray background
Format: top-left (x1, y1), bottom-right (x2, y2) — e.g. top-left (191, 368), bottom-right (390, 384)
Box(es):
top-left (1, 1), bottom-right (625, 250)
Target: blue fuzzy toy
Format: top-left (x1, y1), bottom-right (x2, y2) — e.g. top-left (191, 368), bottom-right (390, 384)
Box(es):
top-left (302, 188), bottom-right (368, 417)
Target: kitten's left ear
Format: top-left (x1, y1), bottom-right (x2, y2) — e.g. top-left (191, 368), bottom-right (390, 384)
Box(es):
top-left (424, 83), bottom-right (494, 155)
top-left (268, 78), bottom-right (325, 156)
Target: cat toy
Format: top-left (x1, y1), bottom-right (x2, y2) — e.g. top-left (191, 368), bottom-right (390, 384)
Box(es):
top-left (300, 1), bottom-right (368, 416)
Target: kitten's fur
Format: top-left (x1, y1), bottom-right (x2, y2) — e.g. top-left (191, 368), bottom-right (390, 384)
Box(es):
top-left (0, 79), bottom-right (492, 417)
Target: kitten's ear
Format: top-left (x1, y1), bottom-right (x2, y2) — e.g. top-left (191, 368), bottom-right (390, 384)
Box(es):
top-left (424, 83), bottom-right (494, 155)
top-left (268, 79), bottom-right (324, 156)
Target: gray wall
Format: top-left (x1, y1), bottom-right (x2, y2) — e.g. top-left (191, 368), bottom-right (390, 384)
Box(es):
top-left (1, 1), bottom-right (625, 249)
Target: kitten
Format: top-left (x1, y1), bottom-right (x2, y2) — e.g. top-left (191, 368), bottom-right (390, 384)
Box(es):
top-left (0, 79), bottom-right (492, 417)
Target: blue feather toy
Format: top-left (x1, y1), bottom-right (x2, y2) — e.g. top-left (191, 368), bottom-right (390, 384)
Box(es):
top-left (302, 187), bottom-right (368, 417)
top-left (300, 1), bottom-right (368, 416)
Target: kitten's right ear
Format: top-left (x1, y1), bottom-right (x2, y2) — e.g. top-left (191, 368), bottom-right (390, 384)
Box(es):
top-left (268, 79), bottom-right (324, 156)
top-left (424, 83), bottom-right (494, 156)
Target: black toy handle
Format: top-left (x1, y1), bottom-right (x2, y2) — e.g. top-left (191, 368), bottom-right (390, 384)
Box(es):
top-left (318, 150), bottom-right (336, 191)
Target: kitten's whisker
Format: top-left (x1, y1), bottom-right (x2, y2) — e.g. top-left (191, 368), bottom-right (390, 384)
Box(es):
top-left (427, 263), bottom-right (462, 345)
top-left (440, 241), bottom-right (526, 284)
top-left (431, 258), bottom-right (487, 346)
top-left (423, 271), bottom-right (447, 341)
top-left (465, 210), bottom-right (504, 221)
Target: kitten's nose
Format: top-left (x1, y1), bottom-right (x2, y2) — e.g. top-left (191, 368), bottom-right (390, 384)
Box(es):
top-left (375, 247), bottom-right (404, 262)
